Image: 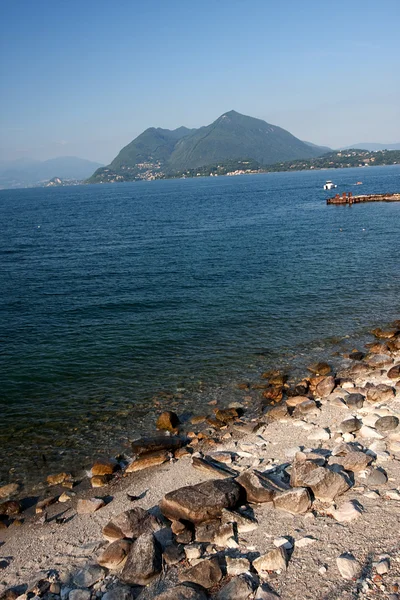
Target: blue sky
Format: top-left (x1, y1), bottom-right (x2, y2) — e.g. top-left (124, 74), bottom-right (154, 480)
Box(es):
top-left (1, 0), bottom-right (399, 163)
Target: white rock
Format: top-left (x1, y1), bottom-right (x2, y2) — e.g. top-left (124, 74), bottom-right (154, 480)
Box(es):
top-left (319, 566), bottom-right (327, 574)
top-left (328, 501), bottom-right (362, 523)
top-left (342, 382), bottom-right (355, 390)
top-left (362, 414), bottom-right (380, 427)
top-left (273, 537), bottom-right (293, 550)
top-left (225, 556), bottom-right (251, 576)
top-left (364, 491), bottom-right (380, 499)
top-left (308, 428), bottom-right (330, 441)
top-left (384, 489), bottom-right (400, 500)
top-left (296, 536), bottom-right (317, 548)
top-left (185, 545), bottom-right (202, 560)
top-left (359, 425), bottom-right (385, 440)
top-left (336, 553), bottom-right (361, 580)
top-left (376, 559), bottom-right (390, 574)
top-left (342, 433), bottom-right (355, 442)
top-left (285, 446), bottom-right (302, 458)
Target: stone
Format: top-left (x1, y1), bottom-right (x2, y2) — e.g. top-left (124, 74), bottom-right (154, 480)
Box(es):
top-left (336, 553), bottom-right (361, 580)
top-left (385, 489), bottom-right (400, 500)
top-left (103, 507), bottom-right (160, 541)
top-left (195, 521), bottom-right (237, 548)
top-left (215, 408), bottom-right (239, 423)
top-left (73, 565), bottom-right (105, 587)
top-left (163, 543), bottom-right (185, 565)
top-left (253, 547), bottom-right (288, 573)
top-left (120, 533), bottom-right (162, 586)
top-left (349, 351), bottom-right (365, 361)
top-left (237, 469), bottom-right (287, 503)
top-left (225, 556), bottom-right (251, 576)
top-left (376, 558), bottom-right (390, 574)
top-left (365, 354), bottom-right (393, 368)
top-left (285, 396), bottom-right (310, 408)
top-left (221, 508), bottom-right (258, 532)
top-left (59, 492), bottom-right (72, 502)
top-left (389, 440), bottom-right (400, 455)
top-left (328, 451), bottom-right (372, 472)
top-left (290, 459), bottom-right (320, 487)
top-left (179, 557), bottom-right (223, 589)
top-left (157, 411), bottom-right (180, 432)
top-left (0, 483), bottom-right (19, 499)
top-left (255, 585), bottom-right (280, 599)
top-left (375, 416), bottom-right (399, 432)
top-left (91, 475), bottom-right (111, 488)
top-left (267, 404), bottom-right (289, 421)
top-left (387, 365), bottom-right (400, 379)
top-left (154, 584), bottom-right (209, 600)
top-left (76, 498), bottom-right (105, 514)
top-left (315, 376), bottom-right (336, 397)
top-left (0, 500), bottom-right (21, 516)
top-left (98, 539), bottom-right (131, 569)
top-left (345, 393), bottom-right (365, 409)
top-left (262, 386), bottom-right (284, 403)
top-left (125, 451), bottom-right (169, 473)
top-left (371, 327), bottom-right (399, 339)
top-left (296, 536), bottom-right (317, 548)
top-left (69, 591), bottom-right (91, 600)
top-left (273, 487), bottom-right (312, 514)
top-left (359, 425), bottom-right (385, 440)
top-left (191, 456), bottom-right (238, 478)
top-left (308, 427), bottom-right (331, 442)
top-left (216, 574), bottom-right (257, 600)
top-left (328, 500), bottom-right (363, 522)
top-left (303, 467), bottom-right (350, 502)
top-left (46, 472), bottom-right (71, 486)
top-left (365, 467), bottom-right (388, 487)
top-left (131, 435), bottom-right (183, 455)
top-left (339, 418), bottom-right (362, 434)
top-left (185, 544), bottom-right (202, 561)
top-left (35, 496), bottom-right (57, 513)
top-left (367, 385), bottom-right (395, 404)
top-left (292, 399), bottom-right (319, 418)
top-left (102, 585), bottom-right (136, 600)
top-left (91, 459), bottom-right (118, 476)
top-left (160, 478), bottom-right (243, 523)
top-left (274, 537), bottom-right (293, 550)
top-left (308, 362), bottom-right (332, 376)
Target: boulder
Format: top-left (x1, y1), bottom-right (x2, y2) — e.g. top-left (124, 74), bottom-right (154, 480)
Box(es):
top-left (196, 521), bottom-right (237, 548)
top-left (160, 478), bottom-right (243, 523)
top-left (91, 459), bottom-right (118, 476)
top-left (73, 565), bottom-right (105, 588)
top-left (292, 399), bottom-right (319, 418)
top-left (387, 365), bottom-right (400, 379)
top-left (371, 327), bottom-right (399, 339)
top-left (328, 500), bottom-right (363, 522)
top-left (365, 467), bottom-right (388, 487)
top-left (76, 498), bottom-right (105, 514)
top-left (338, 418), bottom-right (362, 434)
top-left (262, 386), bottom-right (284, 403)
top-left (103, 507), bottom-right (160, 541)
top-left (102, 585), bottom-right (136, 600)
top-left (125, 451), bottom-right (169, 473)
top-left (91, 475), bottom-right (111, 488)
top-left (131, 435), bottom-right (184, 456)
top-left (225, 556), bottom-right (251, 576)
top-left (315, 376), bottom-right (336, 397)
top-left (290, 459), bottom-right (320, 487)
top-left (156, 411), bottom-right (180, 432)
top-left (375, 416), bottom-right (399, 432)
top-left (307, 362), bottom-right (332, 376)
top-left (216, 574), bottom-right (257, 600)
top-left (120, 533), bottom-right (162, 586)
top-left (345, 393), bottom-right (365, 409)
top-left (303, 467), bottom-right (350, 502)
top-left (253, 547), bottom-right (288, 573)
top-left (0, 483), bottom-right (19, 500)
top-left (98, 540), bottom-right (132, 570)
top-left (365, 354), bottom-right (393, 368)
top-left (215, 408), bottom-right (240, 423)
top-left (46, 473), bottom-right (72, 486)
top-left (367, 385), bottom-right (395, 404)
top-left (0, 501), bottom-right (21, 516)
top-left (285, 396), bottom-right (310, 408)
top-left (237, 470), bottom-right (287, 503)
top-left (163, 543), bottom-right (185, 566)
top-left (154, 585), bottom-right (209, 600)
top-left (179, 557), bottom-right (222, 589)
top-left (328, 451), bottom-right (372, 472)
top-left (266, 404), bottom-right (289, 421)
top-left (273, 487), bottom-right (311, 514)
top-left (69, 591), bottom-right (91, 600)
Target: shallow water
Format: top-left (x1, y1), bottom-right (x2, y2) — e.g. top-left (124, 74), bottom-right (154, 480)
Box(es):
top-left (0, 165), bottom-right (399, 485)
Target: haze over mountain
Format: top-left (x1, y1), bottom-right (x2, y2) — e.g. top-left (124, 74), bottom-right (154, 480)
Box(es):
top-left (0, 156), bottom-right (103, 189)
top-left (89, 111), bottom-right (328, 183)
top-left (342, 142), bottom-right (400, 151)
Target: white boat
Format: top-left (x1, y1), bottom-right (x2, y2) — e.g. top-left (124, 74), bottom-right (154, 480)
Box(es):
top-left (323, 180), bottom-right (337, 190)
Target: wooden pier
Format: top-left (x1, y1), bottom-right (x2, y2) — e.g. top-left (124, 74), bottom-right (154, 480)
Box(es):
top-left (327, 192), bottom-right (400, 205)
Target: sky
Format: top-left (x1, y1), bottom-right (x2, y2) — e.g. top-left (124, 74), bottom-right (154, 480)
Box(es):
top-left (1, 0), bottom-right (399, 164)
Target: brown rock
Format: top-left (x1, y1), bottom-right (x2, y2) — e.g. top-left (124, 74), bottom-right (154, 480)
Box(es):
top-left (286, 395), bottom-right (310, 408)
top-left (262, 386), bottom-right (283, 403)
top-left (91, 459), bottom-right (118, 476)
top-left (371, 327), bottom-right (399, 339)
top-left (328, 451), bottom-right (372, 472)
top-left (103, 507), bottom-right (160, 541)
top-left (253, 547), bottom-right (288, 573)
top-left (387, 365), bottom-right (400, 380)
top-left (120, 533), bottom-right (162, 586)
top-left (76, 498), bottom-right (105, 514)
top-left (367, 384), bottom-right (395, 404)
top-left (160, 478), bottom-right (243, 524)
top-left (46, 472), bottom-right (71, 486)
top-left (273, 487), bottom-right (311, 514)
top-left (154, 584), bottom-right (208, 600)
top-left (156, 411), bottom-right (180, 432)
top-left (303, 467), bottom-right (350, 502)
top-left (292, 399), bottom-right (318, 418)
top-left (98, 539), bottom-right (132, 570)
top-left (366, 341), bottom-right (391, 355)
top-left (0, 501), bottom-right (21, 516)
top-left (375, 415), bottom-right (399, 432)
top-left (387, 336), bottom-right (400, 352)
top-left (365, 354), bottom-right (394, 368)
top-left (290, 460), bottom-right (320, 487)
top-left (191, 456), bottom-right (238, 478)
top-left (125, 451), bottom-right (168, 473)
top-left (179, 557), bottom-right (223, 589)
top-left (91, 475), bottom-right (112, 488)
top-left (131, 435), bottom-right (183, 456)
top-left (35, 496), bottom-right (57, 513)
top-left (339, 417), bottom-right (362, 433)
top-left (307, 362), bottom-right (332, 376)
top-left (237, 470), bottom-right (288, 503)
top-left (0, 484), bottom-right (19, 500)
top-left (267, 404), bottom-right (289, 421)
top-left (315, 375), bottom-right (336, 397)
top-left (215, 408), bottom-right (239, 423)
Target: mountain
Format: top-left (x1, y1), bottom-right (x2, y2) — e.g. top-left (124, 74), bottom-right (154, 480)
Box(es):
top-left (303, 140), bottom-right (332, 153)
top-left (342, 142), bottom-right (400, 151)
top-left (88, 111), bottom-right (327, 183)
top-left (0, 156), bottom-right (103, 189)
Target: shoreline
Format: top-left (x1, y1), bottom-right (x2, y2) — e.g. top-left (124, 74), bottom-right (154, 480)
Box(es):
top-left (1, 318), bottom-right (400, 599)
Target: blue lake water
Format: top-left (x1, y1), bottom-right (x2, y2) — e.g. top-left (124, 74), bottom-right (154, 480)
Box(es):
top-left (0, 165), bottom-right (399, 485)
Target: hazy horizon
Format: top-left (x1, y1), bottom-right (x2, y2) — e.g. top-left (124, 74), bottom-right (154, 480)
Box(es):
top-left (1, 0), bottom-right (399, 164)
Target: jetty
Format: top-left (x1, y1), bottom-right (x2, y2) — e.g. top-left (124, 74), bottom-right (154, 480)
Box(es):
top-left (327, 192), bottom-right (400, 205)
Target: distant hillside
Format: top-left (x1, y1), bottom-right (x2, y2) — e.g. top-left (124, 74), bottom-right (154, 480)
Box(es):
top-left (342, 142), bottom-right (400, 151)
top-left (87, 111), bottom-right (327, 184)
top-left (0, 156), bottom-right (103, 189)
top-left (303, 140), bottom-right (332, 153)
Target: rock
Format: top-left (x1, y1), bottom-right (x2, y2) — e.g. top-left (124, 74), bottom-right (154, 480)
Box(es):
top-left (225, 556), bottom-right (251, 576)
top-left (385, 489), bottom-right (400, 500)
top-left (371, 327), bottom-right (399, 339)
top-left (273, 487), bottom-right (312, 514)
top-left (266, 404), bottom-right (289, 421)
top-left (179, 557), bottom-right (223, 589)
top-left (365, 354), bottom-right (394, 368)
top-left (157, 411), bottom-right (180, 432)
top-left (253, 547), bottom-right (288, 573)
top-left (254, 585), bottom-right (280, 599)
top-left (336, 553), bottom-right (361, 580)
top-left (125, 451), bottom-right (169, 473)
top-left (215, 408), bottom-right (240, 423)
top-left (73, 565), bottom-right (105, 587)
top-left (387, 365), bottom-right (400, 379)
top-left (69, 591), bottom-right (91, 600)
top-left (286, 396), bottom-right (310, 408)
top-left (328, 451), bottom-right (372, 472)
top-left (131, 435), bottom-right (184, 455)
top-left (120, 532), bottom-right (162, 586)
top-left (221, 509), bottom-right (258, 532)
top-left (308, 428), bottom-right (330, 441)
top-left (290, 459), bottom-right (320, 487)
top-left (328, 500), bottom-right (363, 522)
top-left (91, 475), bottom-right (111, 488)
top-left (76, 498), bottom-right (105, 514)
top-left (46, 472), bottom-right (71, 486)
top-left (195, 521), bottom-right (237, 548)
top-left (274, 537), bottom-right (293, 550)
top-left (102, 585), bottom-right (136, 600)
top-left (315, 376), bottom-right (336, 397)
top-left (98, 539), bottom-right (132, 569)
top-left (365, 467), bottom-right (388, 487)
top-left (292, 399), bottom-right (319, 418)
top-left (103, 507), bottom-right (160, 541)
top-left (376, 558), bottom-right (390, 574)
top-left (154, 584), bottom-right (209, 600)
top-left (303, 467), bottom-right (350, 502)
top-left (307, 362), bottom-right (332, 376)
top-left (0, 500), bottom-right (21, 516)
top-left (0, 483), bottom-right (20, 499)
top-left (191, 456), bottom-right (238, 478)
top-left (163, 543), bottom-right (185, 565)
top-left (35, 496), bottom-right (57, 513)
top-left (339, 417), bottom-right (362, 434)
top-left (296, 536), bottom-right (317, 548)
top-left (185, 544), bottom-right (202, 561)
top-left (345, 393), bottom-right (365, 409)
top-left (91, 459), bottom-right (118, 476)
top-left (367, 385), bottom-right (395, 404)
top-left (375, 416), bottom-right (399, 432)
top-left (262, 386), bottom-right (284, 403)
top-left (359, 425), bottom-right (385, 440)
top-left (237, 469), bottom-right (287, 503)
top-left (59, 492), bottom-right (72, 502)
top-left (349, 351), bottom-right (365, 361)
top-left (160, 478), bottom-right (243, 523)
top-left (216, 574), bottom-right (257, 600)
top-left (389, 440), bottom-right (400, 455)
